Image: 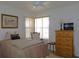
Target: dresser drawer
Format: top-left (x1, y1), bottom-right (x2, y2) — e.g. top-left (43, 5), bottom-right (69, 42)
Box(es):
top-left (56, 38), bottom-right (73, 44)
top-left (61, 48), bottom-right (73, 57)
top-left (56, 45), bottom-right (73, 50)
top-left (56, 34), bottom-right (73, 38)
top-left (61, 52), bottom-right (73, 57)
top-left (56, 31), bottom-right (73, 37)
top-left (56, 42), bottom-right (73, 47)
top-left (56, 46), bottom-right (73, 57)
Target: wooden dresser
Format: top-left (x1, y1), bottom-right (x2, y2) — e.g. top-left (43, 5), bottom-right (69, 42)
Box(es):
top-left (55, 30), bottom-right (74, 57)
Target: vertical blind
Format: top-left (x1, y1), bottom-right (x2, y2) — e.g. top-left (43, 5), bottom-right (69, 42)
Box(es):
top-left (25, 17), bottom-right (49, 39)
top-left (25, 18), bottom-right (35, 38)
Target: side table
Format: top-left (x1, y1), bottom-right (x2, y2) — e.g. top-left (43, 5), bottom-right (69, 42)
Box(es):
top-left (48, 42), bottom-right (56, 53)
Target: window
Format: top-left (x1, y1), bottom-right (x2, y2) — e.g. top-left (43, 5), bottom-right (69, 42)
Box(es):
top-left (25, 18), bottom-right (35, 38)
top-left (35, 17), bottom-right (49, 39)
top-left (25, 17), bottom-right (49, 39)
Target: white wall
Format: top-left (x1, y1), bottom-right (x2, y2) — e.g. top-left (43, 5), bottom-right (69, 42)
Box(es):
top-left (0, 4), bottom-right (32, 40)
top-left (36, 3), bottom-right (79, 57)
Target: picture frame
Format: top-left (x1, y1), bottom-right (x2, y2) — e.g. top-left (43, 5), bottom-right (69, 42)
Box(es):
top-left (1, 14), bottom-right (18, 28)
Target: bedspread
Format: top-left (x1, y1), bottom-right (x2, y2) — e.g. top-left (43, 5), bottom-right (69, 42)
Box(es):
top-left (0, 39), bottom-right (48, 58)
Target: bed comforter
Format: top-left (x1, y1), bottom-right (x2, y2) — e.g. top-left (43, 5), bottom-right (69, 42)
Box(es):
top-left (0, 39), bottom-right (48, 58)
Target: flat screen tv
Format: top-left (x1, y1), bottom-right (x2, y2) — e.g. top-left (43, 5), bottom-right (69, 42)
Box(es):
top-left (63, 23), bottom-right (74, 30)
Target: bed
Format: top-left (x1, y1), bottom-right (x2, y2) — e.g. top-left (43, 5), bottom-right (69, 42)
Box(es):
top-left (0, 39), bottom-right (48, 58)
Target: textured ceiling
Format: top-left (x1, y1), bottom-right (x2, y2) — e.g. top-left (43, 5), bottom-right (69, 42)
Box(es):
top-left (0, 1), bottom-right (79, 14)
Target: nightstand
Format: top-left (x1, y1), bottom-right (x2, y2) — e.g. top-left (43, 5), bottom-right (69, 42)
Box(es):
top-left (48, 42), bottom-right (56, 53)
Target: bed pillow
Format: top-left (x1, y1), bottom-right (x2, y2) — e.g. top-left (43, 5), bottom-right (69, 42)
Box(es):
top-left (10, 34), bottom-right (20, 40)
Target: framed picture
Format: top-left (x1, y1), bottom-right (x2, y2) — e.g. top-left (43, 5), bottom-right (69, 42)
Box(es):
top-left (1, 14), bottom-right (18, 28)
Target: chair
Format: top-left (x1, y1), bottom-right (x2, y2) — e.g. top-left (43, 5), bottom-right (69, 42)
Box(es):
top-left (31, 32), bottom-right (40, 40)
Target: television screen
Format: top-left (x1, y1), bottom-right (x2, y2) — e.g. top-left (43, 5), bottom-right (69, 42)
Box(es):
top-left (63, 23), bottom-right (74, 30)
